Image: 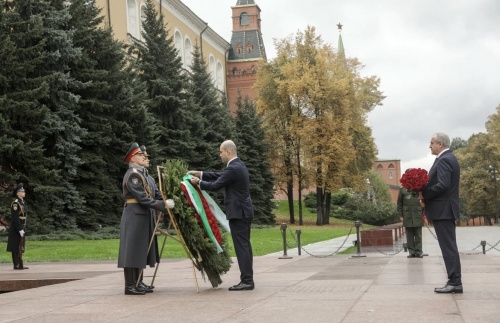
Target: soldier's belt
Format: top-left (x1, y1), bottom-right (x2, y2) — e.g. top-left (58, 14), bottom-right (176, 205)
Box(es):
top-left (19, 216), bottom-right (27, 220)
top-left (125, 198), bottom-right (139, 204)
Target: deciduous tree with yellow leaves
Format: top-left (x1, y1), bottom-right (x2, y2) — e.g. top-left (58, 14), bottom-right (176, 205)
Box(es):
top-left (256, 26), bottom-right (384, 225)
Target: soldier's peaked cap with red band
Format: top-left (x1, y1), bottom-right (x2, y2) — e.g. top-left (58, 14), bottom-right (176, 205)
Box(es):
top-left (124, 142), bottom-right (141, 163)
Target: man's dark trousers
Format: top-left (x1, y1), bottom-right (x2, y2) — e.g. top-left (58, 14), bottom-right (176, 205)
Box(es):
top-left (433, 219), bottom-right (462, 285)
top-left (229, 217), bottom-right (253, 285)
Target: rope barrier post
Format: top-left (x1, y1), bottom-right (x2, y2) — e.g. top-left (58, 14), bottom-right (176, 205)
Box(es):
top-left (279, 223), bottom-right (293, 259)
top-left (481, 240), bottom-right (486, 254)
top-left (351, 220), bottom-right (366, 258)
top-left (296, 229), bottom-right (302, 256)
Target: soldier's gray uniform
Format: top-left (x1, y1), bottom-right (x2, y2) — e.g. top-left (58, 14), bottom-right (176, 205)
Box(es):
top-left (118, 164), bottom-right (166, 268)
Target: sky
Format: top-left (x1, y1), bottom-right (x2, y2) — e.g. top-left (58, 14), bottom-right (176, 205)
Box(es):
top-left (180, 0), bottom-right (500, 173)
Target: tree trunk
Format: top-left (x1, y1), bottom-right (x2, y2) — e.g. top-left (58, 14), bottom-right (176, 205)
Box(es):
top-left (287, 183), bottom-right (295, 224)
top-left (323, 192), bottom-right (331, 224)
top-left (298, 187), bottom-right (303, 226)
top-left (316, 187), bottom-right (324, 226)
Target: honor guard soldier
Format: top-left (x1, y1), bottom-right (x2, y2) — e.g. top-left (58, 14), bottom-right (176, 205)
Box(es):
top-left (118, 142), bottom-right (175, 295)
top-left (7, 183), bottom-right (29, 270)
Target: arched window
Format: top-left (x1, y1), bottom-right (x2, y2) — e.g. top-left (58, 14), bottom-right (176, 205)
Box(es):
top-left (250, 65), bottom-right (256, 74)
top-left (127, 0), bottom-right (138, 38)
top-left (184, 37), bottom-right (192, 70)
top-left (174, 30), bottom-right (183, 64)
top-left (240, 12), bottom-right (249, 26)
top-left (376, 164), bottom-right (383, 169)
top-left (232, 67), bottom-right (238, 75)
top-left (246, 42), bottom-right (253, 53)
top-left (388, 163), bottom-right (395, 169)
top-left (236, 43), bottom-right (242, 54)
top-left (216, 61), bottom-right (224, 90)
top-left (209, 55), bottom-right (216, 83)
top-left (389, 172), bottom-right (393, 179)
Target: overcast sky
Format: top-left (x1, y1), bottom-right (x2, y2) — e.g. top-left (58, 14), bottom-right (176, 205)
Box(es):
top-left (181, 0), bottom-right (500, 173)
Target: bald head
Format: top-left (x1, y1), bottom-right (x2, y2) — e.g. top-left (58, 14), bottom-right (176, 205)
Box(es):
top-left (221, 140), bottom-right (237, 153)
top-left (219, 140), bottom-right (237, 164)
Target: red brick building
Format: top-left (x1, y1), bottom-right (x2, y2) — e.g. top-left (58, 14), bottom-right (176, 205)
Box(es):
top-left (373, 159), bottom-right (402, 204)
top-left (226, 0), bottom-right (267, 112)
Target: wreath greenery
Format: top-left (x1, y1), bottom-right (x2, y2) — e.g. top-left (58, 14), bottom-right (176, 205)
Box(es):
top-left (159, 159), bottom-right (232, 287)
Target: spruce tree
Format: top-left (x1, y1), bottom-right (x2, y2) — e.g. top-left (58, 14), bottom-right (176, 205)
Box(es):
top-left (0, 0), bottom-right (86, 231)
top-left (131, 0), bottom-right (197, 165)
top-left (67, 0), bottom-right (158, 228)
top-left (234, 95), bottom-right (276, 225)
top-left (187, 43), bottom-right (234, 170)
top-left (0, 0), bottom-right (53, 223)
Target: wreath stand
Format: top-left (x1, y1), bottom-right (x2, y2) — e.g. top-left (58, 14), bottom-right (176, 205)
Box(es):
top-left (136, 166), bottom-right (200, 292)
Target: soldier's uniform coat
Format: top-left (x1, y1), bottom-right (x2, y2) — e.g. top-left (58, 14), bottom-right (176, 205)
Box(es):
top-left (118, 164), bottom-right (166, 269)
top-left (397, 187), bottom-right (423, 256)
top-left (6, 198), bottom-right (27, 253)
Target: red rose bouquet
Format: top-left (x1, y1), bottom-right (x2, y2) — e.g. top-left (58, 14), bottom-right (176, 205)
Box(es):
top-left (400, 168), bottom-right (429, 191)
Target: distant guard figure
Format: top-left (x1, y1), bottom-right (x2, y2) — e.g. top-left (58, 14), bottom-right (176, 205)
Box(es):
top-left (7, 183), bottom-right (29, 270)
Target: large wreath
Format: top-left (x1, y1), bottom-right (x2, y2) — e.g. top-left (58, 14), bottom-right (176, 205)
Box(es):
top-left (159, 159), bottom-right (232, 288)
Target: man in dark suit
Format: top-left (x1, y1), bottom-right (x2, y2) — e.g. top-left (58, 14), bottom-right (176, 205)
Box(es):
top-left (420, 133), bottom-right (462, 293)
top-left (188, 140), bottom-right (255, 291)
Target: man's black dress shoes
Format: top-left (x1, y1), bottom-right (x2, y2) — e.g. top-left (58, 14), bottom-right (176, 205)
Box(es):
top-left (434, 284), bottom-right (463, 294)
top-left (14, 266), bottom-right (29, 270)
top-left (407, 254), bottom-right (415, 258)
top-left (228, 282), bottom-right (254, 291)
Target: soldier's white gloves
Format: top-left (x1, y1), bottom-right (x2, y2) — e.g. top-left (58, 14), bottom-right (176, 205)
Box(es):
top-left (19, 230), bottom-right (25, 237)
top-left (166, 199), bottom-right (175, 209)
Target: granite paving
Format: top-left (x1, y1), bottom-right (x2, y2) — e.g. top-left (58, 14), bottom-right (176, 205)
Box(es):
top-left (1, 226), bottom-right (499, 322)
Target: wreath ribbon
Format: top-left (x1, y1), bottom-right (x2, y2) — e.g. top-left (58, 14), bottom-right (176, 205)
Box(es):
top-left (181, 175), bottom-right (229, 253)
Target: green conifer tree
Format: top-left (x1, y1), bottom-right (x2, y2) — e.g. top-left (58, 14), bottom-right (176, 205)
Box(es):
top-left (0, 0), bottom-right (53, 225)
top-left (234, 95), bottom-right (276, 225)
top-left (187, 43), bottom-right (234, 170)
top-left (1, 0), bottom-right (87, 231)
top-left (131, 0), bottom-right (197, 165)
top-left (67, 0), bottom-right (158, 227)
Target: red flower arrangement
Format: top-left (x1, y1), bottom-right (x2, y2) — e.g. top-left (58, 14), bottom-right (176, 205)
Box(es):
top-left (400, 168), bottom-right (429, 191)
top-left (180, 184), bottom-right (223, 244)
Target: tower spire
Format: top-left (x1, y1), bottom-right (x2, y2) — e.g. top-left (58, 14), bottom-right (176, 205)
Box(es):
top-left (337, 22), bottom-right (345, 61)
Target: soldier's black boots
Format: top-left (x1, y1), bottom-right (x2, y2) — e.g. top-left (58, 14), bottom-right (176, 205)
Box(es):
top-left (134, 268), bottom-right (153, 293)
top-left (124, 268), bottom-right (145, 295)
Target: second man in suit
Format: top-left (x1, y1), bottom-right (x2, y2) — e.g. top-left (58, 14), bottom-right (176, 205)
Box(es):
top-left (420, 132), bottom-right (462, 294)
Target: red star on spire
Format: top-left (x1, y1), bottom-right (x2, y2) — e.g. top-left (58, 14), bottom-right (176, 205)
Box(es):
top-left (337, 22), bottom-right (343, 30)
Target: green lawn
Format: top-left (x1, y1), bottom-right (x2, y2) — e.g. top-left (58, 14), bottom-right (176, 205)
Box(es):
top-left (0, 200), bottom-right (362, 263)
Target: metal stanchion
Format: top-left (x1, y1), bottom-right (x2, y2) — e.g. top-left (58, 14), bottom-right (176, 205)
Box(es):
top-left (296, 229), bottom-right (302, 256)
top-left (279, 223), bottom-right (293, 259)
top-left (481, 240), bottom-right (486, 254)
top-left (351, 220), bottom-right (366, 258)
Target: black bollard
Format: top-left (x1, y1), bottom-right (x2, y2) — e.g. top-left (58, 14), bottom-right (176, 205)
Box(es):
top-left (296, 229), bottom-right (302, 256)
top-left (279, 223), bottom-right (293, 259)
top-left (351, 220), bottom-right (366, 258)
top-left (481, 240), bottom-right (486, 254)
top-left (403, 242), bottom-right (408, 252)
